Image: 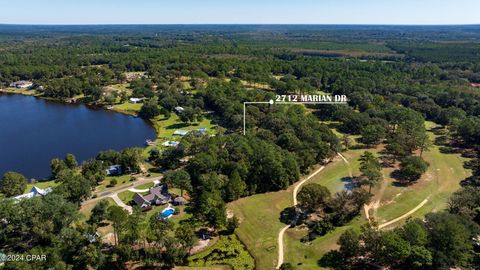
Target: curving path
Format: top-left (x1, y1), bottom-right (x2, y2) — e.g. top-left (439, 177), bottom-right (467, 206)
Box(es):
top-left (81, 176), bottom-right (163, 214)
top-left (111, 193), bottom-right (133, 214)
top-left (338, 152), bottom-right (430, 229)
top-left (128, 188), bottom-right (150, 193)
top-left (276, 165), bottom-right (326, 269)
top-left (378, 197), bottom-right (429, 229)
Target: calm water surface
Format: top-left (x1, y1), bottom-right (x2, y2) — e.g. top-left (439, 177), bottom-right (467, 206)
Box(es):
top-left (0, 94), bottom-right (156, 179)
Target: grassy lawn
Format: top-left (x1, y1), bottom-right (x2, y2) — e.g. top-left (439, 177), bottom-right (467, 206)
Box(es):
top-left (95, 175), bottom-right (135, 193)
top-left (112, 102), bottom-right (142, 114)
top-left (135, 182), bottom-right (155, 190)
top-left (103, 83), bottom-right (130, 93)
top-left (228, 191), bottom-right (292, 270)
top-left (0, 87), bottom-right (40, 96)
top-left (79, 197), bottom-right (116, 223)
top-left (373, 122), bottom-right (471, 225)
top-left (309, 148), bottom-right (379, 193)
top-left (152, 113), bottom-right (217, 140)
top-left (233, 121), bottom-right (471, 269)
top-left (118, 190), bottom-right (148, 204)
top-left (25, 180), bottom-right (59, 193)
top-left (140, 113), bottom-right (217, 157)
top-left (282, 150), bottom-right (373, 269)
top-left (188, 235), bottom-right (255, 270)
top-left (284, 217), bottom-right (365, 269)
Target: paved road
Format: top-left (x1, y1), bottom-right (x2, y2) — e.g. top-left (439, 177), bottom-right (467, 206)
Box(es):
top-left (111, 193), bottom-right (133, 214)
top-left (81, 175), bottom-right (163, 212)
top-left (276, 165), bottom-right (326, 269)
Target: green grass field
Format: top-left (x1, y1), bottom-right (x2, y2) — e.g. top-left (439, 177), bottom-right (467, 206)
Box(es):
top-left (25, 180), bottom-right (59, 193)
top-left (228, 191), bottom-right (292, 270)
top-left (112, 102), bottom-right (142, 114)
top-left (283, 121), bottom-right (471, 268)
top-left (282, 150), bottom-right (373, 269)
top-left (79, 197), bottom-right (116, 223)
top-left (152, 113), bottom-right (216, 139)
top-left (188, 235), bottom-right (255, 270)
top-left (373, 122), bottom-right (471, 225)
top-left (95, 175), bottom-right (135, 193)
top-left (284, 217), bottom-right (365, 269)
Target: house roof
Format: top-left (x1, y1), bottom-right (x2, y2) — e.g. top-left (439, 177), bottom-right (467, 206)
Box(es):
top-left (133, 193), bottom-right (149, 206)
top-left (13, 186), bottom-right (52, 200)
top-left (174, 196), bottom-right (186, 202)
top-left (143, 186), bottom-right (169, 202)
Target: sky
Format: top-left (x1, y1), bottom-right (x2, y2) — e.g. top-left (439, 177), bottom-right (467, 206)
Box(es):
top-left (1, 0), bottom-right (479, 25)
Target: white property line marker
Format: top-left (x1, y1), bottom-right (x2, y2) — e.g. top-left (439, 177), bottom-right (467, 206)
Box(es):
top-left (243, 100), bottom-right (347, 135)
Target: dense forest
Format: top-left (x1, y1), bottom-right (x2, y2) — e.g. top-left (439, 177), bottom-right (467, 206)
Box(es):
top-left (1, 25), bottom-right (480, 269)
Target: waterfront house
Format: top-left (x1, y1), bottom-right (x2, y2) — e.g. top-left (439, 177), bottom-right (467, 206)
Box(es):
top-left (106, 165), bottom-right (122, 176)
top-left (9, 80), bottom-right (33, 89)
top-left (173, 130), bottom-right (190, 136)
top-left (133, 185), bottom-right (171, 208)
top-left (129, 97), bottom-right (143, 104)
top-left (174, 106), bottom-right (185, 113)
top-left (14, 186), bottom-right (52, 200)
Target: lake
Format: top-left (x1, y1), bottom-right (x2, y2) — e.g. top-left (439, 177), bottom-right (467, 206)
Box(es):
top-left (0, 94), bottom-right (156, 179)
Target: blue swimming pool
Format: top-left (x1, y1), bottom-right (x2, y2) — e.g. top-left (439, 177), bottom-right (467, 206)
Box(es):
top-left (160, 208), bottom-right (175, 218)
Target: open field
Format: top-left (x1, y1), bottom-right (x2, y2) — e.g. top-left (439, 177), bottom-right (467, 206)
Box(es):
top-left (152, 113), bottom-right (217, 139)
top-left (373, 122), bottom-right (471, 225)
top-left (95, 175), bottom-right (135, 193)
top-left (188, 235), bottom-right (254, 270)
top-left (118, 189), bottom-right (148, 204)
top-left (103, 83), bottom-right (131, 94)
top-left (25, 180), bottom-right (59, 193)
top-left (308, 149), bottom-right (378, 192)
top-left (282, 151), bottom-right (372, 269)
top-left (0, 87), bottom-right (40, 96)
top-left (282, 121), bottom-right (472, 268)
top-left (228, 191), bottom-right (292, 270)
top-left (112, 102), bottom-right (142, 115)
top-left (284, 217), bottom-right (365, 269)
top-left (79, 197), bottom-right (116, 223)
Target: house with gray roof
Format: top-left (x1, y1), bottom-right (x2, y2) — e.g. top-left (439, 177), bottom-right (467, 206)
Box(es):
top-left (133, 185), bottom-right (171, 208)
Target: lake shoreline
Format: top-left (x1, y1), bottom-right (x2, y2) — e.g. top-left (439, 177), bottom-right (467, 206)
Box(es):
top-left (0, 93), bottom-right (157, 179)
top-left (0, 88), bottom-right (141, 117)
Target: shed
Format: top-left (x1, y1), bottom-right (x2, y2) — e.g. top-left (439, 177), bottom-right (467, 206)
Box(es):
top-left (173, 196), bottom-right (186, 206)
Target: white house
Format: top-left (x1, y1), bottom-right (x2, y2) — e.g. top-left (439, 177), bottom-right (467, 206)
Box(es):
top-left (129, 98), bottom-right (143, 104)
top-left (10, 81), bottom-right (33, 89)
top-left (14, 186), bottom-right (53, 201)
top-left (174, 106), bottom-right (185, 113)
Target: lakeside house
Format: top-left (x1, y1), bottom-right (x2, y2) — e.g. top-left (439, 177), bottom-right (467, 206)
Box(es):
top-left (129, 97), bottom-right (143, 104)
top-left (9, 80), bottom-right (33, 89)
top-left (173, 130), bottom-right (190, 136)
top-left (14, 186), bottom-right (52, 200)
top-left (133, 185), bottom-right (171, 208)
top-left (174, 106), bottom-right (185, 113)
top-left (173, 128), bottom-right (208, 137)
top-left (106, 165), bottom-right (122, 176)
top-left (162, 141), bottom-right (180, 147)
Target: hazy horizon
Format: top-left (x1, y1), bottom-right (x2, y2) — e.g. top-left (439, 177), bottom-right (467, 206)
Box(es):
top-left (1, 0), bottom-right (479, 25)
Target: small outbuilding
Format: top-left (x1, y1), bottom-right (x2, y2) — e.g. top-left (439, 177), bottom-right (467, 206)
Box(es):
top-left (173, 196), bottom-right (186, 206)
